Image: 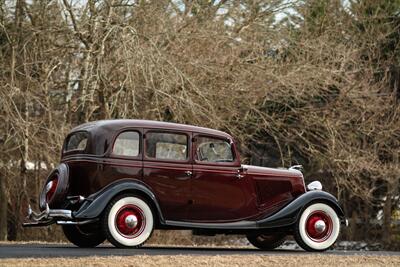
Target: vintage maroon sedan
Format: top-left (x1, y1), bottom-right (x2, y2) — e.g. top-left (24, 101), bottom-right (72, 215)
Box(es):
top-left (24, 120), bottom-right (347, 251)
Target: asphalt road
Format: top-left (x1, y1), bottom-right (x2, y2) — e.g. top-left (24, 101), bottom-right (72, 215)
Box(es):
top-left (1, 243), bottom-right (400, 258)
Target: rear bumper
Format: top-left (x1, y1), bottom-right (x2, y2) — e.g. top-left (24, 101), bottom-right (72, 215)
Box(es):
top-left (22, 203), bottom-right (96, 227)
top-left (22, 204), bottom-right (72, 227)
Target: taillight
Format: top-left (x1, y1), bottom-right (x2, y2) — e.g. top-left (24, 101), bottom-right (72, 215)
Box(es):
top-left (45, 178), bottom-right (58, 202)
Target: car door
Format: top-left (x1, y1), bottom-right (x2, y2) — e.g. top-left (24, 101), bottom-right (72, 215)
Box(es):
top-left (188, 134), bottom-right (257, 222)
top-left (142, 129), bottom-right (192, 221)
top-left (98, 128), bottom-right (144, 194)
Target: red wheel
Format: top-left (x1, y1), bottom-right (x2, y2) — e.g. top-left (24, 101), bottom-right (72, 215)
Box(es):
top-left (294, 203), bottom-right (340, 251)
top-left (114, 204), bottom-right (145, 238)
top-left (103, 194), bottom-right (154, 248)
top-left (305, 211), bottom-right (333, 243)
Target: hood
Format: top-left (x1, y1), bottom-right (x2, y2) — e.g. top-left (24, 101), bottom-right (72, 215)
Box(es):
top-left (242, 164), bottom-right (303, 178)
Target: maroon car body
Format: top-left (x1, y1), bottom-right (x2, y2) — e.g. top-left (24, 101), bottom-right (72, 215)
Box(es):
top-left (25, 120), bottom-right (346, 251)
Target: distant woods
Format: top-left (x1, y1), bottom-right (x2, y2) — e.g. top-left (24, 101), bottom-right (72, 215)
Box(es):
top-left (0, 0), bottom-right (399, 247)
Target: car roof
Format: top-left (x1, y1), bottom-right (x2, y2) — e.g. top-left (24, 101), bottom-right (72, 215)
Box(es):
top-left (70, 119), bottom-right (233, 139)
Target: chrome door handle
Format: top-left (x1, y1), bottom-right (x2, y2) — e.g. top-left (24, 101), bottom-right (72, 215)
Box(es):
top-left (236, 173), bottom-right (244, 179)
top-left (185, 171), bottom-right (193, 176)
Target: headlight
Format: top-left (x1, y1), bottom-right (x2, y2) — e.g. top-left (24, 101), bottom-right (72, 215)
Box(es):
top-left (307, 181), bottom-right (322, 191)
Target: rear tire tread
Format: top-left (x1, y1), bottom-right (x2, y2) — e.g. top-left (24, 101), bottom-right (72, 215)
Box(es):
top-left (62, 224), bottom-right (105, 248)
top-left (246, 234), bottom-right (286, 250)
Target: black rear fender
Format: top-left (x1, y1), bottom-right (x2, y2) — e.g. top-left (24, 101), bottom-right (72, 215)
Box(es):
top-left (72, 179), bottom-right (164, 224)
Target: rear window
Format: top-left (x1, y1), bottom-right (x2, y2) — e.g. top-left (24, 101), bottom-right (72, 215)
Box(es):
top-left (65, 132), bottom-right (88, 152)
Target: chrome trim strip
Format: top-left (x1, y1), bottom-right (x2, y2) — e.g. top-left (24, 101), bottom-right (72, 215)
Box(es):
top-left (56, 219), bottom-right (97, 225)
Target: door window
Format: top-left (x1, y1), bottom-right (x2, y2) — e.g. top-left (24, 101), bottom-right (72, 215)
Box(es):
top-left (113, 131), bottom-right (140, 157)
top-left (145, 132), bottom-right (188, 161)
top-left (196, 136), bottom-right (234, 163)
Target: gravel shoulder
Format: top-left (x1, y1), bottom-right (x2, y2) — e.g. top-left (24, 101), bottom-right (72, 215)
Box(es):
top-left (1, 255), bottom-right (400, 267)
top-left (1, 243), bottom-right (400, 266)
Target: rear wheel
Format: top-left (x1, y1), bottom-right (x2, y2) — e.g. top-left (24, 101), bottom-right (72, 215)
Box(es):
top-left (246, 233), bottom-right (286, 250)
top-left (62, 223), bottom-right (105, 248)
top-left (102, 194), bottom-right (154, 248)
top-left (294, 203), bottom-right (340, 252)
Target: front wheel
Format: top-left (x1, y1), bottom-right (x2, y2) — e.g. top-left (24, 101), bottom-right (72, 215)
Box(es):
top-left (246, 233), bottom-right (286, 250)
top-left (294, 202), bottom-right (340, 252)
top-left (62, 223), bottom-right (105, 248)
top-left (102, 194), bottom-right (154, 248)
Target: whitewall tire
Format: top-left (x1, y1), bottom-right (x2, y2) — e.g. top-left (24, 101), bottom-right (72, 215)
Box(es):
top-left (103, 194), bottom-right (154, 248)
top-left (294, 203), bottom-right (340, 252)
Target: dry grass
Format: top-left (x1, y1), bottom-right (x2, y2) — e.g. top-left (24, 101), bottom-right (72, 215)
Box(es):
top-left (2, 230), bottom-right (251, 248)
top-left (1, 255), bottom-right (400, 267)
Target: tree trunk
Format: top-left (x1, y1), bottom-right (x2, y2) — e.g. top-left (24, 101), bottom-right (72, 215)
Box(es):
top-left (0, 172), bottom-right (7, 240)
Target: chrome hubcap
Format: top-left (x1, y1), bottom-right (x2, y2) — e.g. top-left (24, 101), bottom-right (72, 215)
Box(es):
top-left (314, 220), bottom-right (326, 233)
top-left (125, 214), bottom-right (138, 228)
top-left (305, 210), bottom-right (333, 242)
top-left (115, 204), bottom-right (145, 238)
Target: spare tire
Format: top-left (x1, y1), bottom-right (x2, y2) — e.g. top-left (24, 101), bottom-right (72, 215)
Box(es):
top-left (39, 163), bottom-right (69, 210)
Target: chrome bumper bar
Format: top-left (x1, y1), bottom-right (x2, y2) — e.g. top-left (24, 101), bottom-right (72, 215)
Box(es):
top-left (28, 203), bottom-right (72, 220)
top-left (23, 203), bottom-right (73, 227)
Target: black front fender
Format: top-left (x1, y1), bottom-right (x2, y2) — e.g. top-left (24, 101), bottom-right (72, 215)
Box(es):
top-left (257, 190), bottom-right (345, 229)
top-left (72, 179), bottom-right (164, 223)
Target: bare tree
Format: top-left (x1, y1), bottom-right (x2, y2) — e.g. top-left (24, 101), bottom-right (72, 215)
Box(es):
top-left (0, 0), bottom-right (399, 246)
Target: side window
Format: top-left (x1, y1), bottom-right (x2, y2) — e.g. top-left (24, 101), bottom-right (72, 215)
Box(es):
top-left (65, 132), bottom-right (88, 152)
top-left (196, 136), bottom-right (233, 163)
top-left (145, 132), bottom-right (188, 161)
top-left (113, 131), bottom-right (140, 157)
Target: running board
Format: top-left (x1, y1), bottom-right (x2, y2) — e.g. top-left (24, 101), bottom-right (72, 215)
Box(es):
top-left (165, 220), bottom-right (257, 230)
